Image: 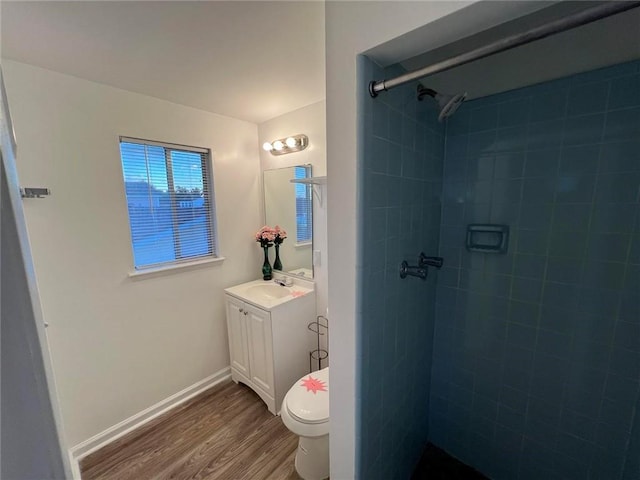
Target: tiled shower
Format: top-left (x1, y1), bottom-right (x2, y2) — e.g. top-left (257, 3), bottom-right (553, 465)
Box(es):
top-left (358, 57), bottom-right (639, 480)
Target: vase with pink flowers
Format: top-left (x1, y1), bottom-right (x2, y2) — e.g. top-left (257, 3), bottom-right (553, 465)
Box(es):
top-left (255, 226), bottom-right (276, 280)
top-left (273, 225), bottom-right (287, 271)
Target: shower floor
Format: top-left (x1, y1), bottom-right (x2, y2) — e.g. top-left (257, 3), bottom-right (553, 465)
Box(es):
top-left (412, 443), bottom-right (488, 480)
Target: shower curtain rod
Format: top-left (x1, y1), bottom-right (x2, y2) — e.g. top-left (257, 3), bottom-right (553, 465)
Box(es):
top-left (369, 1), bottom-right (640, 97)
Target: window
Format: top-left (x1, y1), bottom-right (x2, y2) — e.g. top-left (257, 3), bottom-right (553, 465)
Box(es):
top-left (294, 166), bottom-right (312, 244)
top-left (119, 137), bottom-right (218, 270)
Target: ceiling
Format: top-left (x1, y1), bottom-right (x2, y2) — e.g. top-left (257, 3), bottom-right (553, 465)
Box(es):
top-left (1, 1), bottom-right (325, 124)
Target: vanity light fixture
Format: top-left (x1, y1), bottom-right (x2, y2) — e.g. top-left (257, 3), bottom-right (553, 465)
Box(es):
top-left (262, 134), bottom-right (308, 156)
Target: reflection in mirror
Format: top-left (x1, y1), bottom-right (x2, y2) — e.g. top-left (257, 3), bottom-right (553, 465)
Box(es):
top-left (263, 165), bottom-right (313, 278)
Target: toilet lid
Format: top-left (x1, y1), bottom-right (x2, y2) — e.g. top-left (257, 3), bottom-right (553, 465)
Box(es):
top-left (286, 367), bottom-right (329, 424)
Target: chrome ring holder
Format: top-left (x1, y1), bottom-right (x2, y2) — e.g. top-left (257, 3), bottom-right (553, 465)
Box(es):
top-left (308, 315), bottom-right (328, 372)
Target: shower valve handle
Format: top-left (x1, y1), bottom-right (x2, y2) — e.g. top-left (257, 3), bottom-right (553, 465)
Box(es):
top-left (419, 253), bottom-right (443, 269)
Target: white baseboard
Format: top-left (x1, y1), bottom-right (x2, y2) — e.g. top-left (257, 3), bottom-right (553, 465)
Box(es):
top-left (68, 367), bottom-right (231, 478)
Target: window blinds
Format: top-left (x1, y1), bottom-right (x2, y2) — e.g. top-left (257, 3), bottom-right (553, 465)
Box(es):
top-left (119, 137), bottom-right (218, 269)
top-left (294, 166), bottom-right (312, 243)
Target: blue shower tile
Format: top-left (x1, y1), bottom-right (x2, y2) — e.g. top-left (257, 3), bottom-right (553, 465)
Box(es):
top-left (511, 277), bottom-right (543, 304)
top-left (369, 136), bottom-right (390, 173)
top-left (609, 346), bottom-right (640, 381)
top-left (443, 155), bottom-right (467, 182)
top-left (402, 116), bottom-right (417, 150)
top-left (516, 229), bottom-right (550, 255)
top-left (506, 323), bottom-right (537, 350)
top-left (388, 108), bottom-right (403, 144)
top-left (467, 155), bottom-right (494, 181)
top-left (554, 175), bottom-right (596, 203)
top-left (570, 61), bottom-right (638, 85)
top-left (530, 90), bottom-right (568, 122)
top-left (613, 321), bottom-right (640, 351)
top-left (604, 374), bottom-right (640, 408)
top-left (609, 74), bottom-right (640, 110)
top-left (599, 140), bottom-right (640, 172)
top-left (518, 203), bottom-right (553, 230)
top-left (521, 176), bottom-right (556, 204)
top-left (623, 264), bottom-right (639, 293)
top-left (466, 181), bottom-right (492, 204)
top-left (494, 152), bottom-right (525, 179)
top-left (560, 408), bottom-right (597, 441)
top-left (577, 288), bottom-right (621, 318)
top-left (498, 98), bottom-right (530, 127)
top-left (490, 201), bottom-right (520, 225)
top-left (556, 431), bottom-right (597, 464)
top-left (567, 81), bottom-right (609, 117)
top-left (618, 292), bottom-right (639, 324)
top-left (509, 300), bottom-right (540, 328)
top-left (542, 283), bottom-right (580, 311)
top-left (502, 363), bottom-right (532, 392)
top-left (563, 113), bottom-right (605, 146)
top-left (574, 325), bottom-right (616, 358)
top-left (595, 172), bottom-right (640, 204)
top-left (537, 329), bottom-right (571, 359)
top-left (524, 415), bottom-right (560, 445)
top-left (469, 104), bottom-right (498, 132)
top-left (559, 144), bottom-right (600, 175)
top-left (545, 256), bottom-right (583, 284)
top-left (600, 397), bottom-right (636, 430)
top-left (495, 125), bottom-right (528, 152)
top-left (528, 119), bottom-right (565, 149)
top-left (552, 203), bottom-right (591, 231)
top-left (591, 203), bottom-right (637, 233)
top-left (604, 107), bottom-right (640, 142)
top-left (548, 230), bottom-right (587, 258)
top-left (447, 107), bottom-right (471, 136)
top-left (467, 130), bottom-right (497, 157)
top-left (513, 254), bottom-right (546, 279)
top-left (582, 260), bottom-right (626, 290)
top-left (372, 99), bottom-right (389, 138)
top-left (491, 179), bottom-right (522, 203)
top-left (524, 148), bottom-right (560, 177)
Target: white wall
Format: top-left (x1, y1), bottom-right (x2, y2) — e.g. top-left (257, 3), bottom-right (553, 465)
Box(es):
top-left (258, 101), bottom-right (327, 320)
top-left (3, 60), bottom-right (263, 448)
top-left (324, 1), bottom-right (552, 477)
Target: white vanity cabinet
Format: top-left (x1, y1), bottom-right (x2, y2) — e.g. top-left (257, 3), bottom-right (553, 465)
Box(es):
top-left (224, 279), bottom-right (316, 415)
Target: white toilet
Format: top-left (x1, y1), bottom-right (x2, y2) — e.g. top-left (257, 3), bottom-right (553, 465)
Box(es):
top-left (280, 367), bottom-right (329, 480)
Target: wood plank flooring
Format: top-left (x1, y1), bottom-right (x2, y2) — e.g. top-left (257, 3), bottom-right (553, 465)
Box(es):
top-left (80, 380), bottom-right (300, 480)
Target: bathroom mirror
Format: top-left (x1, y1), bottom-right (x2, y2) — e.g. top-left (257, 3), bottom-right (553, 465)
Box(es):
top-left (263, 165), bottom-right (313, 278)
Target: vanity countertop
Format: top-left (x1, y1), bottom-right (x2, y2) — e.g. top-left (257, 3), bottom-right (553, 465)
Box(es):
top-left (224, 278), bottom-right (314, 311)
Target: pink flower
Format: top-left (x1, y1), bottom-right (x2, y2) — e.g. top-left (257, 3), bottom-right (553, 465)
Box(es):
top-left (255, 226), bottom-right (276, 246)
top-left (274, 225), bottom-right (287, 244)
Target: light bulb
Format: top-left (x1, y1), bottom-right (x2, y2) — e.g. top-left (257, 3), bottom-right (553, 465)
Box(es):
top-left (273, 140), bottom-right (284, 151)
top-left (285, 137), bottom-right (297, 148)
top-left (262, 142), bottom-right (273, 151)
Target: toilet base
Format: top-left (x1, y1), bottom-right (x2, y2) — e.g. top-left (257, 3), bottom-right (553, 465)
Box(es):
top-left (294, 434), bottom-right (329, 480)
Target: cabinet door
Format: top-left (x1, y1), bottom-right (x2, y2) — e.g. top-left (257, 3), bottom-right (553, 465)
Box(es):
top-left (245, 304), bottom-right (275, 396)
top-left (225, 296), bottom-right (250, 378)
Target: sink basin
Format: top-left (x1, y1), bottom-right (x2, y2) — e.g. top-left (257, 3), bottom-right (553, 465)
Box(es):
top-left (225, 279), bottom-right (313, 311)
top-left (245, 284), bottom-right (291, 300)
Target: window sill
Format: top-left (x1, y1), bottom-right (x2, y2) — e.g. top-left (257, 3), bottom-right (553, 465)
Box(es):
top-left (128, 256), bottom-right (225, 280)
top-left (294, 242), bottom-right (312, 249)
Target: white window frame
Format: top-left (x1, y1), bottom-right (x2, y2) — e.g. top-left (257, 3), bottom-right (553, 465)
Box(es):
top-left (119, 136), bottom-right (223, 276)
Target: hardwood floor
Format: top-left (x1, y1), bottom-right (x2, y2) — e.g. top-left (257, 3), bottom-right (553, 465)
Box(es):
top-left (80, 380), bottom-right (300, 480)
